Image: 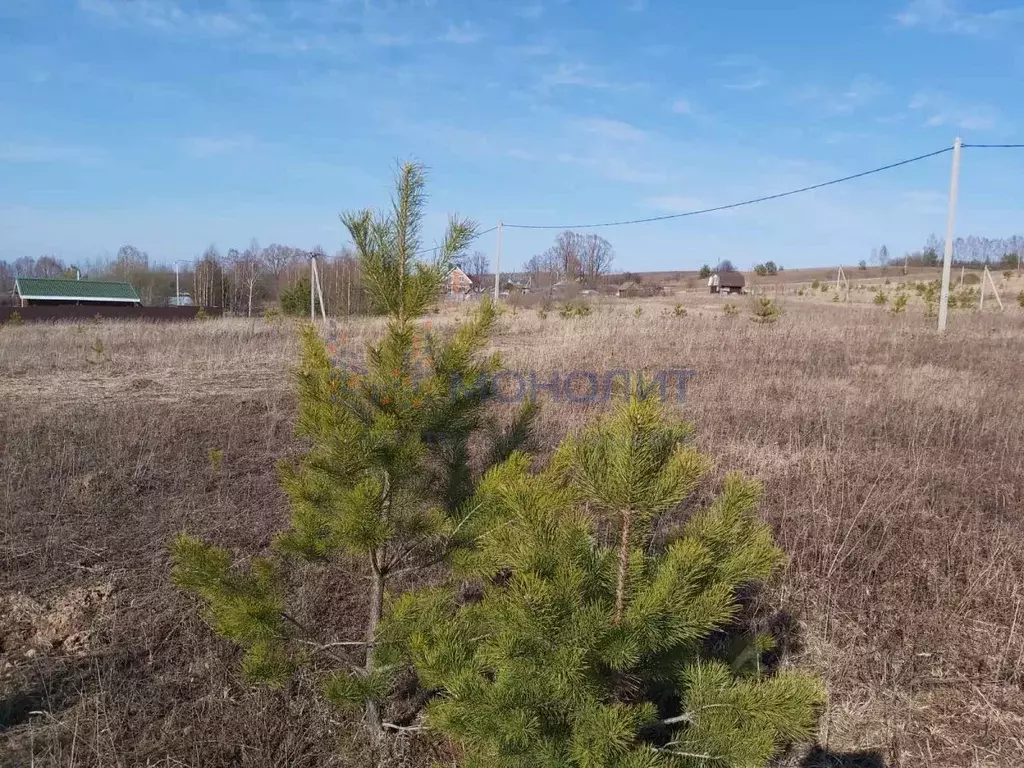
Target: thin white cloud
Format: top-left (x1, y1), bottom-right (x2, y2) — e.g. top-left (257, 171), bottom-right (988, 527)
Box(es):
top-left (723, 75), bottom-right (767, 91)
top-left (183, 136), bottom-right (255, 157)
top-left (0, 142), bottom-right (103, 165)
top-left (515, 3), bottom-right (544, 20)
top-left (505, 41), bottom-right (554, 57)
top-left (909, 91), bottom-right (999, 130)
top-left (540, 62), bottom-right (645, 91)
top-left (556, 153), bottom-right (667, 185)
top-left (797, 76), bottom-right (886, 114)
top-left (575, 117), bottom-right (648, 142)
top-left (670, 98), bottom-right (693, 115)
top-left (894, 0), bottom-right (1024, 35)
top-left (717, 56), bottom-right (771, 91)
top-left (77, 0), bottom-right (264, 38)
top-left (441, 21), bottom-right (482, 44)
top-left (367, 32), bottom-right (414, 47)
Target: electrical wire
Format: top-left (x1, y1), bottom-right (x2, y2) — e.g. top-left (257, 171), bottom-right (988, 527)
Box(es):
top-left (413, 224), bottom-right (498, 257)
top-left (962, 143), bottom-right (1024, 148)
top-left (503, 146), bottom-right (955, 230)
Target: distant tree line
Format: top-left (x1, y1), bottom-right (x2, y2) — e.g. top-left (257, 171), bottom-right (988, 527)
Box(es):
top-left (522, 230), bottom-right (616, 289)
top-left (877, 234), bottom-right (1023, 271)
top-left (0, 242), bottom-right (381, 316)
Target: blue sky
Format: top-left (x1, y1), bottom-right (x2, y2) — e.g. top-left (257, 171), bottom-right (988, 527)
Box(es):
top-left (1, 0), bottom-right (1022, 271)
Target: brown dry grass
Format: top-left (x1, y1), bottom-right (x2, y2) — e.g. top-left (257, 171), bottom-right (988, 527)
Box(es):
top-left (2, 290), bottom-right (1024, 767)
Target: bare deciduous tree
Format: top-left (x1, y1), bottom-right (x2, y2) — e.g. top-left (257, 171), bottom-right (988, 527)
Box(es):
top-left (581, 234), bottom-right (614, 288)
top-left (466, 250), bottom-right (490, 285)
top-left (235, 239), bottom-right (264, 318)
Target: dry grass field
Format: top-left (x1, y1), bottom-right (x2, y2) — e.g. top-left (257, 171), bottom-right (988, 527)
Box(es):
top-left (3, 282), bottom-right (1024, 767)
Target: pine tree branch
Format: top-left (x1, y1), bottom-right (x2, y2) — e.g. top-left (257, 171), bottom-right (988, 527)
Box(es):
top-left (657, 745), bottom-right (719, 761)
top-left (387, 500), bottom-right (485, 574)
top-left (297, 639), bottom-right (370, 649)
top-left (659, 714), bottom-right (693, 726)
top-left (381, 722), bottom-right (425, 733)
top-left (614, 509), bottom-right (633, 625)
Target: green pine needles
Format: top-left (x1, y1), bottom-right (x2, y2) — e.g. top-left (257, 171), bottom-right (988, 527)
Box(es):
top-left (172, 162), bottom-right (822, 766)
top-left (172, 161), bottom-right (537, 744)
top-left (379, 383), bottom-right (824, 766)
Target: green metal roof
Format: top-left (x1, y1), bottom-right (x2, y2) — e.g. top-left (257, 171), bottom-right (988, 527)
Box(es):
top-left (14, 277), bottom-right (142, 303)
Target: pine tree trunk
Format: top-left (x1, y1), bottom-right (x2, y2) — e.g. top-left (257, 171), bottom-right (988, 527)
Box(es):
top-left (614, 510), bottom-right (633, 625)
top-left (365, 554), bottom-right (385, 741)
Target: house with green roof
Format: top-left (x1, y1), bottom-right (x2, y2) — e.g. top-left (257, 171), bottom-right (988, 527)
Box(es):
top-left (13, 277), bottom-right (142, 307)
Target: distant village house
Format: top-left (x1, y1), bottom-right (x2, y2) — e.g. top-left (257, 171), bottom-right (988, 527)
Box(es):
top-left (708, 272), bottom-right (745, 295)
top-left (12, 277), bottom-right (142, 307)
top-left (443, 267), bottom-right (473, 296)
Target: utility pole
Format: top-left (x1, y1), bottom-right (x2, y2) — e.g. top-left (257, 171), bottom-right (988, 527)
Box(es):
top-left (172, 259), bottom-right (189, 306)
top-left (489, 219), bottom-right (501, 301)
top-left (938, 137), bottom-right (962, 333)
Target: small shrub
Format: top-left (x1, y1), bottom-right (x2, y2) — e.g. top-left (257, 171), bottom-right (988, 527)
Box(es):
top-left (873, 290), bottom-right (888, 305)
top-left (263, 307), bottom-right (282, 324)
top-left (698, 264), bottom-right (712, 279)
top-left (811, 279), bottom-right (820, 290)
top-left (723, 302), bottom-right (739, 316)
top-left (884, 279), bottom-right (891, 286)
top-left (751, 297), bottom-right (783, 324)
top-left (633, 305), bottom-right (643, 318)
top-left (858, 260), bottom-right (867, 270)
top-left (279, 276), bottom-right (311, 316)
top-left (195, 307), bottom-right (211, 321)
top-left (819, 283), bottom-right (829, 293)
top-left (208, 448), bottom-right (224, 473)
top-left (6, 310), bottom-right (24, 326)
top-left (672, 303), bottom-right (687, 317)
top-left (559, 299), bottom-right (592, 319)
top-left (796, 288), bottom-right (805, 296)
top-left (953, 287), bottom-right (978, 310)
top-left (891, 292), bottom-right (909, 315)
top-left (88, 337), bottom-right (107, 365)
top-left (1017, 289), bottom-right (1024, 308)
top-left (1003, 271), bottom-right (1012, 280)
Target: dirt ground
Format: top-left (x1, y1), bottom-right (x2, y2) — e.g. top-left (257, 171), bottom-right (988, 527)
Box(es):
top-left (2, 284), bottom-right (1023, 766)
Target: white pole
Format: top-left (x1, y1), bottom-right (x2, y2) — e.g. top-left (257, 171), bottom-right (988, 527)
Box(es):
top-left (314, 258), bottom-right (327, 321)
top-left (310, 254), bottom-right (316, 321)
top-left (175, 262), bottom-right (180, 304)
top-left (938, 137), bottom-right (962, 333)
top-left (491, 221), bottom-right (499, 303)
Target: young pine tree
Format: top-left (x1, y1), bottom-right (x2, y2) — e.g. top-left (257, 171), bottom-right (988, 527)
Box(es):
top-left (172, 162), bottom-right (536, 745)
top-left (380, 384), bottom-right (823, 767)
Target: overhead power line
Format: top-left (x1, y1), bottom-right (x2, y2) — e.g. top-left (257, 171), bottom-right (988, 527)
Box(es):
top-left (503, 146), bottom-right (955, 231)
top-left (413, 224), bottom-right (498, 258)
top-left (961, 143), bottom-right (1024, 148)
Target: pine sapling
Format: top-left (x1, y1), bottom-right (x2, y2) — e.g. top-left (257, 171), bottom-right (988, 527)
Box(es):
top-left (382, 384), bottom-right (824, 766)
top-left (172, 162), bottom-right (537, 750)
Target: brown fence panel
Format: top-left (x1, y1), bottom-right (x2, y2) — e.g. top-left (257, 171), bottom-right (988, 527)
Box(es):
top-left (0, 306), bottom-right (223, 324)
